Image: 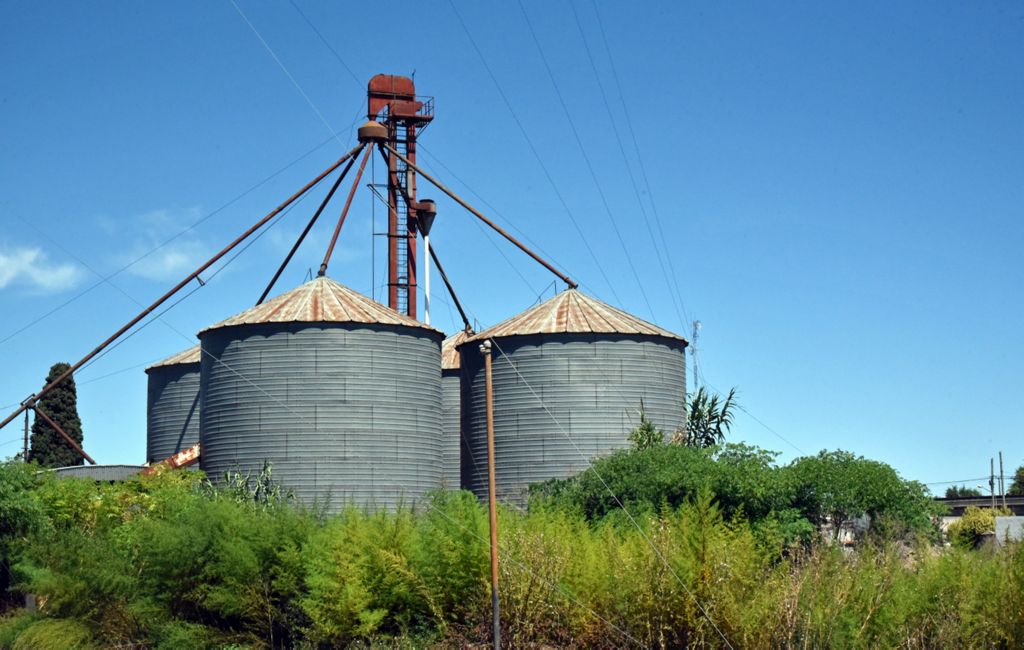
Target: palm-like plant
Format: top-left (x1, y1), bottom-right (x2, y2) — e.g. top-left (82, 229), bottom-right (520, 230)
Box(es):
top-left (675, 386), bottom-right (738, 448)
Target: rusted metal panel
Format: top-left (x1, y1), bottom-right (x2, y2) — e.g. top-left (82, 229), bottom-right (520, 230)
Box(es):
top-left (146, 344), bottom-right (201, 370)
top-left (466, 290), bottom-right (686, 342)
top-left (199, 277), bottom-right (441, 335)
top-left (460, 333), bottom-right (687, 506)
top-left (442, 330), bottom-right (470, 370)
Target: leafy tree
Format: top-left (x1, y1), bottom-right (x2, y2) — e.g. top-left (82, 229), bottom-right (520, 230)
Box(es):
top-left (627, 407), bottom-right (664, 450)
top-left (677, 386), bottom-right (737, 448)
top-left (29, 363), bottom-right (85, 468)
top-left (785, 450), bottom-right (939, 539)
top-left (1009, 465), bottom-right (1024, 496)
top-left (945, 485), bottom-right (982, 498)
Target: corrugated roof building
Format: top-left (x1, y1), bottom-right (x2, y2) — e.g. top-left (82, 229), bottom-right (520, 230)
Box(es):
top-left (459, 289), bottom-right (687, 504)
top-left (199, 276), bottom-right (444, 511)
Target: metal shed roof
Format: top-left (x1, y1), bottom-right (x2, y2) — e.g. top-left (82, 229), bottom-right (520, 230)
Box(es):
top-left (466, 289), bottom-right (687, 342)
top-left (146, 344), bottom-right (201, 372)
top-left (199, 276), bottom-right (442, 335)
top-left (441, 330), bottom-right (472, 369)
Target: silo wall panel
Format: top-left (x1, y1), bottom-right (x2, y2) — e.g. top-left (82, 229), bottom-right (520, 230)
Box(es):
top-left (146, 363), bottom-right (201, 463)
top-left (441, 370), bottom-right (461, 489)
top-left (461, 334), bottom-right (686, 505)
top-left (200, 322), bottom-right (443, 511)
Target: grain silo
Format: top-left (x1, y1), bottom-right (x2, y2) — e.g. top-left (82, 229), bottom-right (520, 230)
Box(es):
top-left (145, 345), bottom-right (201, 463)
top-left (460, 290), bottom-right (688, 505)
top-left (441, 330), bottom-right (470, 489)
top-left (198, 276), bottom-right (444, 511)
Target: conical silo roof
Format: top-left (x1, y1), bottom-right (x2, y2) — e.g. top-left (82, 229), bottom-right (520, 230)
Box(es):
top-left (466, 289), bottom-right (686, 343)
top-left (146, 344), bottom-right (201, 372)
top-left (441, 330), bottom-right (472, 370)
top-left (198, 276), bottom-right (442, 335)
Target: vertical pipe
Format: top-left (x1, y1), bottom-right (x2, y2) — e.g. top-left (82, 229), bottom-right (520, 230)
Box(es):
top-left (424, 232), bottom-right (431, 326)
top-left (991, 458), bottom-right (996, 510)
top-left (481, 339), bottom-right (501, 648)
top-left (1000, 451), bottom-right (1006, 510)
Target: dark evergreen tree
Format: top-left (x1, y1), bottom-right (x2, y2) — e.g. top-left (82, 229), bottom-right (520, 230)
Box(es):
top-left (29, 362), bottom-right (85, 468)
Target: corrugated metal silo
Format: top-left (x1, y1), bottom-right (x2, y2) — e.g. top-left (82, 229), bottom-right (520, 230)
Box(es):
top-left (441, 330), bottom-right (470, 489)
top-left (459, 290), bottom-right (688, 505)
top-left (145, 345), bottom-right (201, 463)
top-left (198, 276), bottom-right (444, 511)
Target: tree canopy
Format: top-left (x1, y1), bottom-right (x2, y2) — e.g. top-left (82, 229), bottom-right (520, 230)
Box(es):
top-left (28, 362), bottom-right (85, 468)
top-left (1008, 465), bottom-right (1024, 496)
top-left (677, 386), bottom-right (738, 448)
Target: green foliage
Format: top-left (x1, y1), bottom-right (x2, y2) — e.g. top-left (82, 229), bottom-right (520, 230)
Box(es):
top-left (945, 484), bottom-right (982, 498)
top-left (0, 462), bottom-right (1021, 648)
top-left (680, 386), bottom-right (737, 448)
top-left (1009, 464), bottom-right (1024, 496)
top-left (947, 506), bottom-right (1011, 549)
top-left (786, 450), bottom-right (940, 540)
top-left (28, 363), bottom-right (85, 468)
top-left (627, 407), bottom-right (664, 450)
top-left (10, 618), bottom-right (95, 650)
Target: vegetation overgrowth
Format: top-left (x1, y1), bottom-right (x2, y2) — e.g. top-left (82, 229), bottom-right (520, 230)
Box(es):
top-left (0, 454), bottom-right (1021, 649)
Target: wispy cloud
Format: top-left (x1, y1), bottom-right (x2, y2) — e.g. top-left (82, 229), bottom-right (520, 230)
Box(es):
top-left (0, 246), bottom-right (83, 293)
top-left (115, 209), bottom-right (213, 282)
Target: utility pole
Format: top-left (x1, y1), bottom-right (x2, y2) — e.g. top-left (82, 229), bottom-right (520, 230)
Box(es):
top-left (480, 339), bottom-right (501, 648)
top-left (691, 320), bottom-right (702, 391)
top-left (999, 451), bottom-right (1006, 510)
top-left (990, 458), bottom-right (996, 510)
top-left (22, 410), bottom-right (29, 462)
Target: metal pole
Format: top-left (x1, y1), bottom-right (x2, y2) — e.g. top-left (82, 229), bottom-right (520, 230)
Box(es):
top-left (33, 406), bottom-right (95, 465)
top-left (257, 145), bottom-right (364, 304)
top-left (480, 339), bottom-right (501, 648)
top-left (991, 458), bottom-right (996, 510)
top-left (381, 144), bottom-right (577, 289)
top-left (424, 231), bottom-right (431, 326)
top-left (319, 144), bottom-right (373, 276)
top-left (428, 244), bottom-right (471, 332)
top-left (1000, 451), bottom-right (1006, 510)
top-left (0, 144), bottom-right (363, 434)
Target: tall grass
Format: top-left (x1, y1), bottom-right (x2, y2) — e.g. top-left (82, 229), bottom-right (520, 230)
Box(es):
top-left (0, 462), bottom-right (1021, 648)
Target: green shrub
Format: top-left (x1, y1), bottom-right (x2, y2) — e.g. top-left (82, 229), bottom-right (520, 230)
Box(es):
top-left (947, 506), bottom-right (1010, 549)
top-left (11, 618), bottom-right (95, 650)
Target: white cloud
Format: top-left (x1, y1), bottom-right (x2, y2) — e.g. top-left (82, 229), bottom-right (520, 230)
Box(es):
top-left (115, 209), bottom-right (213, 282)
top-left (0, 247), bottom-right (83, 293)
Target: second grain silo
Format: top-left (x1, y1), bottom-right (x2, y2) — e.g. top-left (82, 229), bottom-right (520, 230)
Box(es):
top-left (145, 345), bottom-right (201, 463)
top-left (198, 276), bottom-right (444, 511)
top-left (441, 330), bottom-right (471, 489)
top-left (459, 290), bottom-right (687, 505)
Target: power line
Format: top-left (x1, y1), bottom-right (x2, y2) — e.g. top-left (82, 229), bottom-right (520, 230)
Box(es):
top-left (568, 1), bottom-right (691, 333)
top-left (588, 0), bottom-right (691, 330)
top-left (229, 0), bottom-right (344, 147)
top-left (516, 0), bottom-right (656, 322)
top-left (445, 0), bottom-right (622, 306)
top-left (0, 133), bottom-right (341, 348)
top-left (286, 0), bottom-right (363, 89)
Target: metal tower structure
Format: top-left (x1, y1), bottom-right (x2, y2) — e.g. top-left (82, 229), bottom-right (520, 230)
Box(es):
top-left (367, 74), bottom-right (434, 318)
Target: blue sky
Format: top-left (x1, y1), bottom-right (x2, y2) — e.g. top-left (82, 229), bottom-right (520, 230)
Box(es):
top-left (1, 1), bottom-right (1021, 491)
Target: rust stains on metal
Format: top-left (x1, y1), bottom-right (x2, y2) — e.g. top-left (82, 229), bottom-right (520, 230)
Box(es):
top-left (466, 289), bottom-right (687, 342)
top-left (145, 345), bottom-right (201, 372)
top-left (442, 330), bottom-right (472, 370)
top-left (200, 276), bottom-right (442, 334)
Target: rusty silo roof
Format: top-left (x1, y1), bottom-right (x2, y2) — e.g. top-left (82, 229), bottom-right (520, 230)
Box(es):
top-left (466, 289), bottom-right (686, 343)
top-left (441, 330), bottom-right (472, 370)
top-left (146, 344), bottom-right (201, 372)
top-left (199, 276), bottom-right (442, 335)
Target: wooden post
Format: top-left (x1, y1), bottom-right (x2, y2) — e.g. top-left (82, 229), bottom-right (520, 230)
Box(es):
top-left (23, 410), bottom-right (29, 462)
top-left (481, 339), bottom-right (501, 648)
